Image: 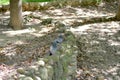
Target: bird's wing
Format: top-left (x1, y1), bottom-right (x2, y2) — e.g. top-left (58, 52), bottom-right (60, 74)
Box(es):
top-left (50, 45), bottom-right (57, 55)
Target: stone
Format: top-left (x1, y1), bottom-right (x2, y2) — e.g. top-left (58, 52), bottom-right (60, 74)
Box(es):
top-left (34, 76), bottom-right (41, 80)
top-left (36, 60), bottom-right (45, 67)
top-left (17, 31), bottom-right (78, 80)
top-left (38, 67), bottom-right (48, 80)
top-left (96, 75), bottom-right (104, 80)
top-left (17, 67), bottom-right (25, 74)
top-left (46, 65), bottom-right (54, 80)
top-left (28, 65), bottom-right (38, 73)
top-left (18, 74), bottom-right (26, 78)
top-left (19, 77), bottom-right (33, 80)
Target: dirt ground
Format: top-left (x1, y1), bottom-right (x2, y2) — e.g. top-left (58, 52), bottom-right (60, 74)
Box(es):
top-left (0, 2), bottom-right (120, 80)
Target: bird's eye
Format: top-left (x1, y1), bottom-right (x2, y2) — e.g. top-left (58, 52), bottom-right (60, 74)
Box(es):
top-left (56, 41), bottom-right (59, 43)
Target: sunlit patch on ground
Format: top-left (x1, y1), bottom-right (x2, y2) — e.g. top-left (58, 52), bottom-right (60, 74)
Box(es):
top-left (0, 3), bottom-right (120, 79)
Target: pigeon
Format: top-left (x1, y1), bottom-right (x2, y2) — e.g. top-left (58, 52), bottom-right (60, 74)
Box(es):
top-left (49, 40), bottom-right (58, 56)
top-left (54, 34), bottom-right (64, 43)
top-left (49, 34), bottom-right (64, 56)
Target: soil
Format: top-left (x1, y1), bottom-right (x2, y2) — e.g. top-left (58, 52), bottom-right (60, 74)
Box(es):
top-left (0, 2), bottom-right (120, 80)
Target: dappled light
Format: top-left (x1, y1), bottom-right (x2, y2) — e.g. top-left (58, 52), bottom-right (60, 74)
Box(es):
top-left (108, 39), bottom-right (120, 46)
top-left (0, 0), bottom-right (120, 80)
top-left (2, 28), bottom-right (36, 36)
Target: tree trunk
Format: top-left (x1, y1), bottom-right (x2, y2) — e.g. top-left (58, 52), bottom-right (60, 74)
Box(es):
top-left (115, 0), bottom-right (120, 20)
top-left (9, 0), bottom-right (23, 30)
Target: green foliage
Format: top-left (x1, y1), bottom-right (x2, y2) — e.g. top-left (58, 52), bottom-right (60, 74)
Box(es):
top-left (23, 0), bottom-right (53, 2)
top-left (0, 0), bottom-right (104, 7)
top-left (0, 0), bottom-right (53, 5)
top-left (103, 0), bottom-right (117, 2)
top-left (0, 0), bottom-right (9, 5)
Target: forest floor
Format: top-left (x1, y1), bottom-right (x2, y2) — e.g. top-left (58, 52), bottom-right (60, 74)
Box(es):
top-left (0, 2), bottom-right (120, 80)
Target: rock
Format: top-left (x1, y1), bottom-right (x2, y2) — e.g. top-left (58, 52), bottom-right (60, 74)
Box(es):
top-left (33, 76), bottom-right (41, 80)
top-left (36, 60), bottom-right (45, 67)
top-left (17, 31), bottom-right (78, 80)
top-left (24, 66), bottom-right (38, 77)
top-left (22, 66), bottom-right (38, 77)
top-left (28, 66), bottom-right (38, 73)
top-left (84, 70), bottom-right (91, 76)
top-left (18, 74), bottom-right (26, 78)
top-left (24, 71), bottom-right (33, 77)
top-left (115, 76), bottom-right (120, 80)
top-left (52, 32), bottom-right (77, 80)
top-left (19, 76), bottom-right (33, 80)
top-left (34, 71), bottom-right (40, 75)
top-left (96, 75), bottom-right (104, 80)
top-left (38, 67), bottom-right (48, 80)
top-left (17, 67), bottom-right (25, 74)
top-left (46, 65), bottom-right (54, 80)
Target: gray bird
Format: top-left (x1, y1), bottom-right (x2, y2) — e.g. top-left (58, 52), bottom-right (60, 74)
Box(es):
top-left (49, 40), bottom-right (58, 56)
top-left (49, 34), bottom-right (64, 56)
top-left (54, 34), bottom-right (64, 43)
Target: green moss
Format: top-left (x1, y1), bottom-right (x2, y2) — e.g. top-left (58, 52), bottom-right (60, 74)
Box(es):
top-left (38, 67), bottom-right (48, 80)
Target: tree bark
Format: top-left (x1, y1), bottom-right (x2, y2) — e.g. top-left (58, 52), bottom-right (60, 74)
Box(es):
top-left (9, 0), bottom-right (23, 30)
top-left (115, 0), bottom-right (120, 20)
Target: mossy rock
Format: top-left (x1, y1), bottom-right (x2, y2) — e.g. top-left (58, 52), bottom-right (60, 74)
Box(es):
top-left (49, 31), bottom-right (78, 80)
